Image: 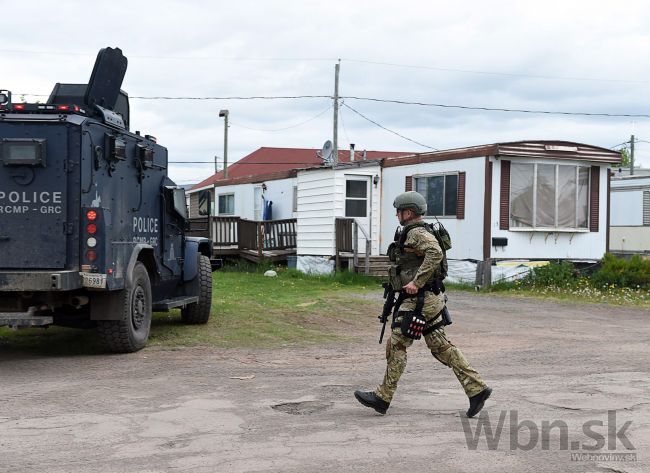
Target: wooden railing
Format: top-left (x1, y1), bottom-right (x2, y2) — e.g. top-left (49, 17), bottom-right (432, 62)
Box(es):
top-left (186, 217), bottom-right (297, 258)
top-left (335, 218), bottom-right (354, 254)
top-left (185, 217), bottom-right (210, 238)
top-left (238, 218), bottom-right (297, 258)
top-left (212, 216), bottom-right (240, 246)
top-left (335, 217), bottom-right (370, 274)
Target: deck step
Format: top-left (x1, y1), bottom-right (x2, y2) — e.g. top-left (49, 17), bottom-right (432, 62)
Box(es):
top-left (153, 296), bottom-right (199, 312)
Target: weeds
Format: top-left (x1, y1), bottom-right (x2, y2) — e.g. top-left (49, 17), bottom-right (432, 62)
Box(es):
top-left (482, 256), bottom-right (650, 307)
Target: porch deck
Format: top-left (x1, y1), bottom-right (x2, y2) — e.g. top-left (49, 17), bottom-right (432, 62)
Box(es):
top-left (187, 217), bottom-right (297, 263)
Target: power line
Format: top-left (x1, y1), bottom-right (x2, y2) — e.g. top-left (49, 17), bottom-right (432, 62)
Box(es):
top-left (343, 96), bottom-right (650, 118)
top-left (339, 100), bottom-right (352, 146)
top-left (12, 92), bottom-right (650, 118)
top-left (129, 94), bottom-right (332, 100)
top-left (343, 103), bottom-right (438, 150)
top-left (168, 161), bottom-right (325, 164)
top-left (0, 48), bottom-right (337, 62)
top-left (230, 104), bottom-right (332, 132)
top-left (610, 140), bottom-right (631, 149)
top-left (341, 58), bottom-right (650, 84)
top-left (5, 47), bottom-right (649, 84)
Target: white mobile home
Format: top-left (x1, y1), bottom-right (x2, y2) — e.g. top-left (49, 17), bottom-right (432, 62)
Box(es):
top-left (190, 171), bottom-right (297, 221)
top-left (609, 174), bottom-right (650, 255)
top-left (381, 141), bottom-right (620, 263)
top-left (294, 141), bottom-right (620, 269)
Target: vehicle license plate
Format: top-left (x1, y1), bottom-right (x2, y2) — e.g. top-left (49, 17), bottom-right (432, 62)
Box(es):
top-left (81, 272), bottom-right (107, 289)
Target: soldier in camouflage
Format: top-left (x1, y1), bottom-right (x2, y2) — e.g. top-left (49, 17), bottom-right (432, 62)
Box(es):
top-left (355, 191), bottom-right (492, 417)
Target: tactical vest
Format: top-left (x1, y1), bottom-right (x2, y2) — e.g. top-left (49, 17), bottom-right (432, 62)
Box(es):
top-left (387, 221), bottom-right (450, 289)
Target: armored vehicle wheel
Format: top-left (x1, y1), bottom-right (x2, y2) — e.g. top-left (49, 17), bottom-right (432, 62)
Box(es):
top-left (181, 254), bottom-right (212, 324)
top-left (97, 262), bottom-right (152, 353)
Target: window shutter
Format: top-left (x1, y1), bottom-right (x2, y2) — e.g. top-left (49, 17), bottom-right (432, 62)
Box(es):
top-left (499, 160), bottom-right (510, 230)
top-left (405, 175), bottom-right (413, 191)
top-left (589, 166), bottom-right (600, 232)
top-left (456, 172), bottom-right (466, 219)
top-left (643, 191), bottom-right (650, 226)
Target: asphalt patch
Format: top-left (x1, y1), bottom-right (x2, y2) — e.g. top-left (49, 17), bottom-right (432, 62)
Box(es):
top-left (271, 400), bottom-right (334, 415)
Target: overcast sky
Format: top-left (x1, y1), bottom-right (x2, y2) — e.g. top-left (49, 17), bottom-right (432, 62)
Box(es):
top-left (4, 0), bottom-right (650, 184)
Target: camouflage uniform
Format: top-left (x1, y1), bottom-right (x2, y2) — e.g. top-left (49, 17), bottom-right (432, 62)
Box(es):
top-left (375, 225), bottom-right (487, 403)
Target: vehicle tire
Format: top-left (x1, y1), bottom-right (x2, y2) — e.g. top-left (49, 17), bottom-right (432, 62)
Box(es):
top-left (96, 262), bottom-right (152, 353)
top-left (181, 254), bottom-right (212, 324)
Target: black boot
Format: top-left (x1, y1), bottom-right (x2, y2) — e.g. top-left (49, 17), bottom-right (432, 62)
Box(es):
top-left (466, 386), bottom-right (492, 418)
top-left (354, 390), bottom-right (389, 415)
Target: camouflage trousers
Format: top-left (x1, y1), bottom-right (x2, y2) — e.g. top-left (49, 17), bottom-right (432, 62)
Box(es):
top-left (375, 292), bottom-right (487, 403)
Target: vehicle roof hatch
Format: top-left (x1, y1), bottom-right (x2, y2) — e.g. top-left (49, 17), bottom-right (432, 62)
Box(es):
top-left (84, 47), bottom-right (128, 111)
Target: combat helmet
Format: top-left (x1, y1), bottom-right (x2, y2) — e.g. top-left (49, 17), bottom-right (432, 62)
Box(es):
top-left (393, 191), bottom-right (427, 215)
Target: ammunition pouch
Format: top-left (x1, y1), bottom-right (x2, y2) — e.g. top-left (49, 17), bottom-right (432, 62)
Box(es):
top-left (388, 264), bottom-right (417, 289)
top-left (396, 311), bottom-right (426, 340)
top-left (422, 306), bottom-right (453, 336)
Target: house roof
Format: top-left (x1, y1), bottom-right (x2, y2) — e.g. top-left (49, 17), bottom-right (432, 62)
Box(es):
top-left (190, 147), bottom-right (409, 190)
top-left (383, 140), bottom-right (622, 168)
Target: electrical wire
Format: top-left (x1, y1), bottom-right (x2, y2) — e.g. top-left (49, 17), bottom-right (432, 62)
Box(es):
top-left (4, 47), bottom-right (649, 84)
top-left (343, 96), bottom-right (650, 118)
top-left (610, 140), bottom-right (631, 149)
top-left (342, 103), bottom-right (438, 150)
top-left (341, 58), bottom-right (650, 84)
top-left (338, 100), bottom-right (352, 146)
top-left (0, 48), bottom-right (337, 62)
top-left (168, 161), bottom-right (325, 164)
top-left (130, 95), bottom-right (332, 100)
top-left (12, 93), bottom-right (650, 118)
top-left (229, 104), bottom-right (332, 132)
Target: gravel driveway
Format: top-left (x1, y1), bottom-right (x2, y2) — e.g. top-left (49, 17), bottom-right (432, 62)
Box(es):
top-left (1, 292), bottom-right (648, 473)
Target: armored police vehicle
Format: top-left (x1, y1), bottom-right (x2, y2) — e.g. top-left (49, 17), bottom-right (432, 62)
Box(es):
top-left (0, 47), bottom-right (213, 352)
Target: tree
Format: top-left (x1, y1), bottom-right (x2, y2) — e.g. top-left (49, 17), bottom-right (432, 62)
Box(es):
top-left (618, 147), bottom-right (631, 168)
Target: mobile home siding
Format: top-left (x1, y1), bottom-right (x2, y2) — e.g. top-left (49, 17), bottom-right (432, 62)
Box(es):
top-left (381, 156), bottom-right (486, 260)
top-left (296, 169), bottom-right (338, 256)
top-left (296, 165), bottom-right (382, 256)
top-left (609, 176), bottom-right (650, 253)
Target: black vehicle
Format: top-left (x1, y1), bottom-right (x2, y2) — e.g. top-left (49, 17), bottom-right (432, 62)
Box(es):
top-left (0, 47), bottom-right (213, 352)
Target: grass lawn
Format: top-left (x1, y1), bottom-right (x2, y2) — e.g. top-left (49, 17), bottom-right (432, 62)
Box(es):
top-left (0, 269), bottom-right (382, 355)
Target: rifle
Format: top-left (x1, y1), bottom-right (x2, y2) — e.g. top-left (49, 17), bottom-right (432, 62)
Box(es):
top-left (378, 283), bottom-right (396, 344)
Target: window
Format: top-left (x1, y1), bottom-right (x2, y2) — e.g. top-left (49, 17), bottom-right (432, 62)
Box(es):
top-left (345, 180), bottom-right (367, 217)
top-left (198, 190), bottom-right (211, 216)
top-left (218, 193), bottom-right (234, 215)
top-left (414, 173), bottom-right (458, 217)
top-left (510, 163), bottom-right (589, 229)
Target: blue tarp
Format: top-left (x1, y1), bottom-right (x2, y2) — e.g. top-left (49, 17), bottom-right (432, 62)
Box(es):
top-left (263, 199), bottom-right (273, 220)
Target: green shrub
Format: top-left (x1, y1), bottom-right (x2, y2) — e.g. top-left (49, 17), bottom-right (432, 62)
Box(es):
top-left (522, 261), bottom-right (578, 288)
top-left (591, 253), bottom-right (650, 289)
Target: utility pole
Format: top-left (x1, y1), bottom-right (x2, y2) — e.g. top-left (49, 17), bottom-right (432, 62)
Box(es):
top-left (630, 134), bottom-right (635, 176)
top-left (333, 60), bottom-right (340, 165)
top-left (219, 110), bottom-right (229, 179)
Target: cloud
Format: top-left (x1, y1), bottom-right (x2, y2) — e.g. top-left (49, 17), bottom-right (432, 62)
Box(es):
top-left (3, 0), bottom-right (650, 183)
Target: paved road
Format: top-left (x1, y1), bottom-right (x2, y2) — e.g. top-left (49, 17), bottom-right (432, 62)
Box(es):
top-left (1, 292), bottom-right (648, 473)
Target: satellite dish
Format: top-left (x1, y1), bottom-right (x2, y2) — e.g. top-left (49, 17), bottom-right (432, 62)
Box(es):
top-left (320, 140), bottom-right (333, 164)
